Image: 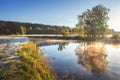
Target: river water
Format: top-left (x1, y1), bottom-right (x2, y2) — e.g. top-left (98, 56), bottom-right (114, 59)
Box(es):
top-left (39, 42), bottom-right (120, 80)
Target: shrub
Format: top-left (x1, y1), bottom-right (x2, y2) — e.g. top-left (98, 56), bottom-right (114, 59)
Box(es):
top-left (111, 34), bottom-right (120, 40)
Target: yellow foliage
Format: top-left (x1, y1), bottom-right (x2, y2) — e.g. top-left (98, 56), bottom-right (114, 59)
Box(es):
top-left (0, 42), bottom-right (56, 80)
top-left (21, 42), bottom-right (37, 52)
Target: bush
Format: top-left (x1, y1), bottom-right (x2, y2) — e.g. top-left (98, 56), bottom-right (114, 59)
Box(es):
top-left (111, 34), bottom-right (120, 41)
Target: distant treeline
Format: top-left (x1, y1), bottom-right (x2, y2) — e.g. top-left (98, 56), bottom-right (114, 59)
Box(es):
top-left (0, 20), bottom-right (70, 35)
top-left (0, 20), bottom-right (117, 36)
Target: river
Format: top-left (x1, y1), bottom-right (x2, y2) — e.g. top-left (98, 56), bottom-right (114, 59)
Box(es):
top-left (39, 41), bottom-right (120, 80)
top-left (0, 37), bottom-right (120, 80)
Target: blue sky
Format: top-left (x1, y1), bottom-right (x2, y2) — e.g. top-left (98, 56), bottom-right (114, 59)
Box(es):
top-left (0, 0), bottom-right (120, 31)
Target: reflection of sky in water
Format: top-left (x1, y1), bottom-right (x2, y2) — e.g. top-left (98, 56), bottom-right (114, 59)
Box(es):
top-left (106, 45), bottom-right (120, 80)
top-left (0, 37), bottom-right (30, 54)
top-left (9, 37), bottom-right (29, 43)
top-left (39, 43), bottom-right (120, 80)
top-left (39, 43), bottom-right (88, 74)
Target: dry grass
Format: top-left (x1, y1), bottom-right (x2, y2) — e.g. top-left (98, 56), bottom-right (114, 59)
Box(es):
top-left (0, 42), bottom-right (56, 80)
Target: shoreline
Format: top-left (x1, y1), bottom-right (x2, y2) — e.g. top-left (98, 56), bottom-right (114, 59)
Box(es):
top-left (0, 35), bottom-right (119, 45)
top-left (0, 34), bottom-right (81, 41)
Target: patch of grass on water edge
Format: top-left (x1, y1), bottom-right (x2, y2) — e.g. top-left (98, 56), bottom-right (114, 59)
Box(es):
top-left (0, 42), bottom-right (56, 80)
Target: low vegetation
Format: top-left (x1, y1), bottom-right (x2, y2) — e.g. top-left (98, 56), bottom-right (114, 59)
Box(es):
top-left (111, 34), bottom-right (120, 41)
top-left (0, 53), bottom-right (10, 59)
top-left (0, 42), bottom-right (56, 80)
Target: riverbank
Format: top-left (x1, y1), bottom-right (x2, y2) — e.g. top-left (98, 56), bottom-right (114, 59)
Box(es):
top-left (0, 42), bottom-right (56, 80)
top-left (0, 35), bottom-right (82, 48)
top-left (0, 36), bottom-right (120, 80)
top-left (0, 34), bottom-right (81, 41)
top-left (0, 35), bottom-right (119, 47)
top-left (0, 35), bottom-right (119, 50)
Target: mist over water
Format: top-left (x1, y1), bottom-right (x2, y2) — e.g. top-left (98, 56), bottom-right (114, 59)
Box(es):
top-left (39, 42), bottom-right (120, 80)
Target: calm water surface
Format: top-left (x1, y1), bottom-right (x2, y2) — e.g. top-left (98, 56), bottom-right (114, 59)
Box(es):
top-left (39, 42), bottom-right (120, 80)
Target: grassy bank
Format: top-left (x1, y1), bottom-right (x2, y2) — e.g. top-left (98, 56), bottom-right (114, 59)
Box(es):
top-left (0, 42), bottom-right (56, 80)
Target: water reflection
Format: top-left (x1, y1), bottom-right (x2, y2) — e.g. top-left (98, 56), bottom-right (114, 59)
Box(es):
top-left (76, 42), bottom-right (107, 76)
top-left (111, 44), bottom-right (120, 48)
top-left (58, 43), bottom-right (69, 51)
top-left (38, 41), bottom-right (120, 80)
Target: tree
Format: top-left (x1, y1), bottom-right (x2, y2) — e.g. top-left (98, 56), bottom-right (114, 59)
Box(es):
top-left (77, 5), bottom-right (110, 39)
top-left (59, 27), bottom-right (70, 36)
top-left (0, 20), bottom-right (70, 35)
top-left (72, 27), bottom-right (84, 36)
top-left (20, 26), bottom-right (26, 34)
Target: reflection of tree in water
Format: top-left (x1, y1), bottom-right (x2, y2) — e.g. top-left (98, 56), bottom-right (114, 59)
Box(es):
top-left (76, 42), bottom-right (107, 75)
top-left (109, 41), bottom-right (120, 48)
top-left (58, 42), bottom-right (69, 51)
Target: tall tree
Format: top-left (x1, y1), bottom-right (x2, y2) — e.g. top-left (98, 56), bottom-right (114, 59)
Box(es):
top-left (77, 5), bottom-right (110, 39)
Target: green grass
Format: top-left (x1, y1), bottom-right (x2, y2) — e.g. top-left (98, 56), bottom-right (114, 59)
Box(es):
top-left (0, 42), bottom-right (56, 80)
top-left (0, 53), bottom-right (10, 59)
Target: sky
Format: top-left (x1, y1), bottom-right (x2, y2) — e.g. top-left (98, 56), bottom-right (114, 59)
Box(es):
top-left (0, 0), bottom-right (120, 31)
